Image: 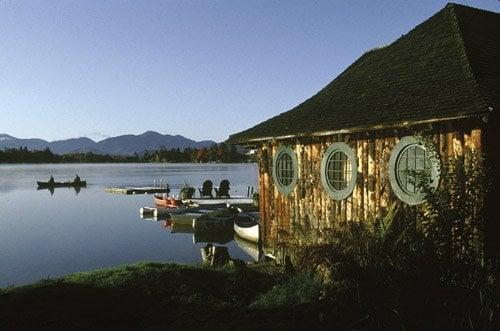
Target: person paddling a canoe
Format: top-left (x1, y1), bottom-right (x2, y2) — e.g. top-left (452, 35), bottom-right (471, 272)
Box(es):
top-left (74, 174), bottom-right (81, 184)
top-left (48, 175), bottom-right (55, 185)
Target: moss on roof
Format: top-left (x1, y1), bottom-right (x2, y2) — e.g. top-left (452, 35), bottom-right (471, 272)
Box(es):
top-left (229, 3), bottom-right (500, 143)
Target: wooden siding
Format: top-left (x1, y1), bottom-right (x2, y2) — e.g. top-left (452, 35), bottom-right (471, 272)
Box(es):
top-left (256, 120), bottom-right (485, 253)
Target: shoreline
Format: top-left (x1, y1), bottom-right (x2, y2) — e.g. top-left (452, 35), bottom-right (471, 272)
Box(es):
top-left (0, 262), bottom-right (328, 329)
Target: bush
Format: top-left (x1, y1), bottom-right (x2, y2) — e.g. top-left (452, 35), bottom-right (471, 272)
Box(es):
top-left (291, 151), bottom-right (498, 329)
top-left (179, 183), bottom-right (195, 199)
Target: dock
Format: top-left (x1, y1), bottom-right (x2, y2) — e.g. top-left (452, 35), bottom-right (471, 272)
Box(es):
top-left (185, 197), bottom-right (254, 205)
top-left (105, 186), bottom-right (170, 195)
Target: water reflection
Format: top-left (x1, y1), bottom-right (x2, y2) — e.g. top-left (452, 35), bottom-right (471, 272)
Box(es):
top-left (37, 186), bottom-right (83, 195)
top-left (0, 163), bottom-right (257, 287)
top-left (193, 231), bottom-right (233, 245)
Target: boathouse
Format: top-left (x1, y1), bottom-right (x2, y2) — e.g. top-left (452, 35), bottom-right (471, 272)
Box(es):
top-left (228, 4), bottom-right (499, 257)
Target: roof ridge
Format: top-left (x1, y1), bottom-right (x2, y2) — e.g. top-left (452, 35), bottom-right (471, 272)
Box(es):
top-left (446, 2), bottom-right (500, 16)
top-left (447, 5), bottom-right (491, 111)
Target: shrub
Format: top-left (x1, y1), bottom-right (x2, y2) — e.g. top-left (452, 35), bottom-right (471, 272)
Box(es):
top-left (291, 150), bottom-right (498, 329)
top-left (179, 183), bottom-right (195, 199)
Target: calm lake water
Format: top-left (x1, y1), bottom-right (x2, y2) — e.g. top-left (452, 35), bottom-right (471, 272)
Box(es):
top-left (0, 163), bottom-right (258, 287)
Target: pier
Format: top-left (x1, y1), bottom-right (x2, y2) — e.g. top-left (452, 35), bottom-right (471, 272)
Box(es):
top-left (105, 186), bottom-right (170, 195)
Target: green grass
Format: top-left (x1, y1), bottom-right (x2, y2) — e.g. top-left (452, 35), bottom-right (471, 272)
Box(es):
top-left (0, 262), bottom-right (330, 330)
top-left (251, 273), bottom-right (323, 308)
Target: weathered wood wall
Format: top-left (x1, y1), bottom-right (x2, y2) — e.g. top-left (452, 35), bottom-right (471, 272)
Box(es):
top-left (256, 120), bottom-right (485, 254)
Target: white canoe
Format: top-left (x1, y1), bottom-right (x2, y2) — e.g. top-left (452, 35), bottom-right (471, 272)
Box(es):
top-left (233, 213), bottom-right (259, 243)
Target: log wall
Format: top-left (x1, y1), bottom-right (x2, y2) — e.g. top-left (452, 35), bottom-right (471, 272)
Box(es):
top-left (256, 120), bottom-right (485, 253)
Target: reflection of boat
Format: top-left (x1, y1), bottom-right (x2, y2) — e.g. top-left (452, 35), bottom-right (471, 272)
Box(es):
top-left (192, 209), bottom-right (238, 232)
top-left (37, 180), bottom-right (87, 188)
top-left (234, 212), bottom-right (259, 243)
top-left (193, 231), bottom-right (233, 245)
top-left (234, 234), bottom-right (261, 261)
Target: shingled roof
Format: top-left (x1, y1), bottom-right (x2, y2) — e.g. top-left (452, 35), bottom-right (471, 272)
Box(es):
top-left (229, 3), bottom-right (500, 143)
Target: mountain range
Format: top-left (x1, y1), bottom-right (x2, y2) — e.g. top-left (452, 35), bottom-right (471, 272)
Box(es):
top-left (0, 131), bottom-right (216, 155)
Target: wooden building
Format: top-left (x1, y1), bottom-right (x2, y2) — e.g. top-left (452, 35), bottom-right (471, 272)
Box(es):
top-left (228, 4), bottom-right (499, 257)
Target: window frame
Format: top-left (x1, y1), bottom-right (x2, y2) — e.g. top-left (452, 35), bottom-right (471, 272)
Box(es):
top-left (388, 136), bottom-right (440, 205)
top-left (320, 142), bottom-right (357, 200)
top-left (272, 145), bottom-right (298, 195)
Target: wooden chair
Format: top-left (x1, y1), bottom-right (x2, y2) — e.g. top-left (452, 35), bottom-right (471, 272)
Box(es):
top-left (215, 179), bottom-right (230, 198)
top-left (198, 180), bottom-right (213, 198)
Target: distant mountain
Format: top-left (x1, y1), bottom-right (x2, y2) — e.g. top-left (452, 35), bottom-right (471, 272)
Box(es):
top-left (50, 137), bottom-right (96, 154)
top-left (0, 132), bottom-right (216, 155)
top-left (0, 134), bottom-right (49, 151)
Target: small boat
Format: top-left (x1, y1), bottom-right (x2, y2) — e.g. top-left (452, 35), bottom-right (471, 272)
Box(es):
top-left (37, 180), bottom-right (87, 188)
top-left (234, 212), bottom-right (259, 243)
top-left (154, 195), bottom-right (183, 208)
top-left (170, 221), bottom-right (194, 234)
top-left (186, 197), bottom-right (254, 205)
top-left (192, 208), bottom-right (239, 232)
top-left (192, 214), bottom-right (235, 232)
top-left (169, 205), bottom-right (228, 225)
top-left (169, 209), bottom-right (214, 226)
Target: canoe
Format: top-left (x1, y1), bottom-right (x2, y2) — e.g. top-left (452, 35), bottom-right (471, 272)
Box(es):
top-left (169, 205), bottom-right (229, 225)
top-left (37, 180), bottom-right (87, 188)
top-left (154, 195), bottom-right (183, 208)
top-left (139, 207), bottom-right (186, 221)
top-left (234, 213), bottom-right (259, 243)
top-left (169, 209), bottom-right (214, 226)
top-left (170, 221), bottom-right (194, 234)
top-left (186, 197), bottom-right (254, 205)
top-left (192, 214), bottom-right (235, 232)
top-left (192, 208), bottom-right (239, 232)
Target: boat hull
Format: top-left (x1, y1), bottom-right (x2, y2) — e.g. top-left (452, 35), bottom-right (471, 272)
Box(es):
top-left (37, 181), bottom-right (87, 188)
top-left (234, 215), bottom-right (259, 243)
top-left (192, 216), bottom-right (235, 232)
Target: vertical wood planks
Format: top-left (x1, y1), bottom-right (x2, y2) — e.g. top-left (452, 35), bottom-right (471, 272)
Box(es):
top-left (257, 122), bottom-right (484, 254)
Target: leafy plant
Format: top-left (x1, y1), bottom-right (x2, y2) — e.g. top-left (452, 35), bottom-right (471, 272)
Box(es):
top-left (252, 192), bottom-right (259, 206)
top-left (289, 150), bottom-right (497, 330)
top-left (179, 182), bottom-right (195, 199)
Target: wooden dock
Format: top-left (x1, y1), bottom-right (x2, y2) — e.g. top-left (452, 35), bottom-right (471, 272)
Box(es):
top-left (105, 186), bottom-right (170, 195)
top-left (186, 197), bottom-right (254, 205)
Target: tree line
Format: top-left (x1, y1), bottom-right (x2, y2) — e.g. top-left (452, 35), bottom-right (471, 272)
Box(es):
top-left (0, 144), bottom-right (251, 163)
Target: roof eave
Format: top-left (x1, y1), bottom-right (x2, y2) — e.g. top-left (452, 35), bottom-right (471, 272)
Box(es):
top-left (229, 113), bottom-right (485, 144)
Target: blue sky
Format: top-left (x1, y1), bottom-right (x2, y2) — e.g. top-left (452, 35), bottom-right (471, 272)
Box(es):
top-left (0, 0), bottom-right (498, 142)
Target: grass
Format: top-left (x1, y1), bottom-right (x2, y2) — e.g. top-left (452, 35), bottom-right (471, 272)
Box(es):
top-left (0, 262), bottom-right (333, 330)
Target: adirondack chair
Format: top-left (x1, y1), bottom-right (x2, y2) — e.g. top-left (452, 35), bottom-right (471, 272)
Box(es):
top-left (198, 180), bottom-right (214, 198)
top-left (215, 179), bottom-right (230, 198)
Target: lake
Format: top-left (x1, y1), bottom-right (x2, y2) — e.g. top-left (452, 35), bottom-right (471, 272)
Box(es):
top-left (0, 163), bottom-right (258, 287)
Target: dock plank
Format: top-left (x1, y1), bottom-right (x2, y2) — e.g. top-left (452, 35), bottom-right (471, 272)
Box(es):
top-left (105, 187), bottom-right (170, 195)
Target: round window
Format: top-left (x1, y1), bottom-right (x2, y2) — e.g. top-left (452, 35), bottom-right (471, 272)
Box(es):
top-left (272, 146), bottom-right (298, 195)
top-left (320, 142), bottom-right (357, 200)
top-left (389, 136), bottom-right (440, 205)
